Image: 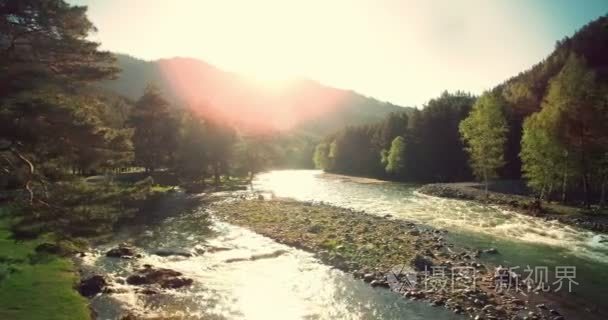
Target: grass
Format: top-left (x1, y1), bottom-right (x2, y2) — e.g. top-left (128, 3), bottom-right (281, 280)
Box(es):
top-left (0, 206), bottom-right (90, 320)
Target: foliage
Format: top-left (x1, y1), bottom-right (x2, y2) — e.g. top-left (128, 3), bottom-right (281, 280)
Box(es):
top-left (0, 0), bottom-right (124, 204)
top-left (130, 84), bottom-right (178, 172)
top-left (313, 142), bottom-right (332, 170)
top-left (205, 120), bottom-right (237, 184)
top-left (385, 136), bottom-right (406, 176)
top-left (520, 112), bottom-right (568, 199)
top-left (175, 112), bottom-right (208, 183)
top-left (12, 177), bottom-right (168, 238)
top-left (315, 91), bottom-right (475, 182)
top-left (459, 91), bottom-right (508, 191)
top-left (233, 135), bottom-right (276, 181)
top-left (520, 54), bottom-right (608, 204)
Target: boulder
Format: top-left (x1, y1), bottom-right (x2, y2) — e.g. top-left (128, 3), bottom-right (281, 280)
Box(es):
top-left (363, 273), bottom-right (375, 283)
top-left (483, 248), bottom-right (499, 254)
top-left (161, 277), bottom-right (193, 289)
top-left (370, 279), bottom-right (389, 288)
top-left (411, 254), bottom-right (434, 271)
top-left (126, 266), bottom-right (193, 289)
top-left (106, 244), bottom-right (138, 258)
top-left (78, 275), bottom-right (107, 297)
top-left (153, 249), bottom-right (193, 258)
top-left (35, 243), bottom-right (62, 255)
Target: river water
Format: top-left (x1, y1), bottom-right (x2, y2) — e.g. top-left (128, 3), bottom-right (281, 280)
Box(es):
top-left (86, 170), bottom-right (608, 319)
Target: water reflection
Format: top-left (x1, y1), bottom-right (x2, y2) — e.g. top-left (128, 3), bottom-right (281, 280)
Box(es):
top-left (253, 170), bottom-right (608, 316)
top-left (85, 200), bottom-right (458, 319)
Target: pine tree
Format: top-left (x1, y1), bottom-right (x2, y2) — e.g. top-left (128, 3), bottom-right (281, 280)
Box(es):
top-left (130, 85), bottom-right (177, 172)
top-left (0, 0), bottom-right (119, 202)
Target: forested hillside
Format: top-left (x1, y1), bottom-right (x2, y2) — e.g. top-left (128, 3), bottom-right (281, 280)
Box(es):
top-left (315, 15), bottom-right (608, 207)
top-left (100, 54), bottom-right (406, 136)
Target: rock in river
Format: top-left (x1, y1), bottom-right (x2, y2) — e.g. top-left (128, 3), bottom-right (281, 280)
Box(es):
top-left (126, 266), bottom-right (193, 289)
top-left (483, 248), bottom-right (499, 255)
top-left (78, 275), bottom-right (107, 297)
top-left (106, 244), bottom-right (139, 258)
top-left (153, 248), bottom-right (193, 257)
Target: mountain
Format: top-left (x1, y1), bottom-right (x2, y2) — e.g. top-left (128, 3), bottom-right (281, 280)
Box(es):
top-left (500, 15), bottom-right (608, 117)
top-left (495, 14), bottom-right (608, 178)
top-left (100, 54), bottom-right (406, 135)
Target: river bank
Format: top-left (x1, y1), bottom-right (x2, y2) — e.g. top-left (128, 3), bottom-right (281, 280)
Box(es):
top-left (11, 169), bottom-right (604, 319)
top-left (0, 207), bottom-right (90, 320)
top-left (0, 172), bottom-right (246, 320)
top-left (418, 182), bottom-right (608, 234)
top-left (212, 198), bottom-right (572, 320)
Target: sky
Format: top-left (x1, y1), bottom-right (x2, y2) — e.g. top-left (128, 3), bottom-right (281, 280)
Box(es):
top-left (71, 0), bottom-right (608, 107)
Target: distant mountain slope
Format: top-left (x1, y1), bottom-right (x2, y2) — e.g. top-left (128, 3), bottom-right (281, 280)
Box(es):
top-left (499, 15), bottom-right (608, 116)
top-left (496, 14), bottom-right (608, 177)
top-left (101, 54), bottom-right (406, 135)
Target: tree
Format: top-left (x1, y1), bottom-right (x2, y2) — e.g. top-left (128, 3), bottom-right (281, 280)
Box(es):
top-left (545, 54), bottom-right (606, 207)
top-left (378, 112), bottom-right (408, 148)
top-left (175, 112), bottom-right (207, 183)
top-left (521, 54), bottom-right (608, 206)
top-left (205, 120), bottom-right (236, 185)
top-left (459, 91), bottom-right (508, 194)
top-left (0, 0), bottom-right (119, 203)
top-left (313, 142), bottom-right (331, 170)
top-left (385, 136), bottom-right (406, 176)
top-left (315, 92), bottom-right (474, 182)
top-left (409, 91), bottom-right (474, 181)
top-left (130, 85), bottom-right (177, 172)
top-left (0, 0), bottom-right (118, 93)
top-left (520, 110), bottom-right (571, 201)
top-left (234, 135), bottom-right (275, 182)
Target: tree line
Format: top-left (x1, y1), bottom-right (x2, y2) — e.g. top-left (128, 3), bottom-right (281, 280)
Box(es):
top-left (0, 0), bottom-right (309, 208)
top-left (314, 91), bottom-right (476, 182)
top-left (313, 13), bottom-right (608, 208)
top-left (129, 84), bottom-right (289, 186)
top-left (314, 49), bottom-right (608, 208)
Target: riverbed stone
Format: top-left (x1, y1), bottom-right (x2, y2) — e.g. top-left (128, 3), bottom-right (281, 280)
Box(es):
top-left (126, 266), bottom-right (193, 289)
top-left (153, 249), bottom-right (193, 257)
top-left (78, 275), bottom-right (107, 297)
top-left (106, 244), bottom-right (138, 258)
top-left (411, 254), bottom-right (434, 271)
top-left (483, 248), bottom-right (499, 254)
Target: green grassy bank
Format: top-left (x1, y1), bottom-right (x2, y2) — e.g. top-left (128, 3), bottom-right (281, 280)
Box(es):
top-left (0, 206), bottom-right (90, 320)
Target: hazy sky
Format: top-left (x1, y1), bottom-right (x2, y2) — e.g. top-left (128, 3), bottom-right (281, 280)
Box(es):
top-left (71, 0), bottom-right (608, 107)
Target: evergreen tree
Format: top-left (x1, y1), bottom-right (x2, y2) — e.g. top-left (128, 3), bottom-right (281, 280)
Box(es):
top-left (130, 85), bottom-right (177, 172)
top-left (175, 112), bottom-right (208, 183)
top-left (205, 120), bottom-right (237, 185)
top-left (0, 0), bottom-right (119, 202)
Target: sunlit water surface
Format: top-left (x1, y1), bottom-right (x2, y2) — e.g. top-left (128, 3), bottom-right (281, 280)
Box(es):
top-left (253, 170), bottom-right (608, 314)
top-left (86, 170), bottom-right (608, 319)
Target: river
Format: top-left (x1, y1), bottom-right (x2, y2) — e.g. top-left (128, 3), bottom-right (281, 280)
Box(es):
top-left (85, 170), bottom-right (608, 319)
